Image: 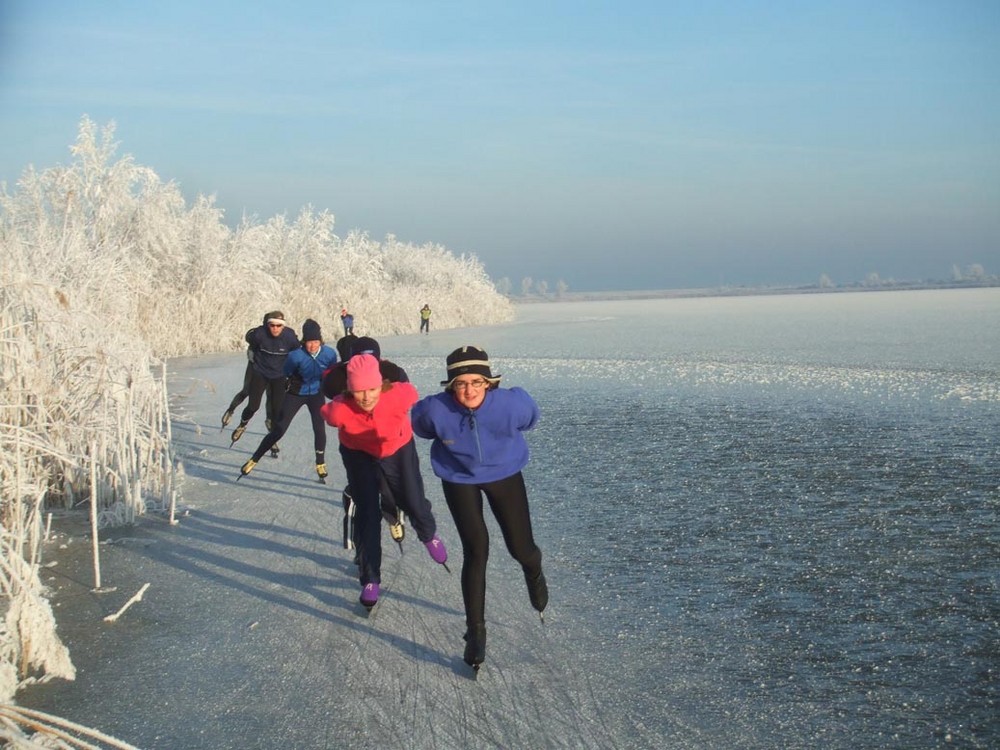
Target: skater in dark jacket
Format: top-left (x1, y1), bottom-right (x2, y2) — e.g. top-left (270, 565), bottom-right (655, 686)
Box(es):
top-left (335, 333), bottom-right (359, 363)
top-left (240, 319), bottom-right (337, 481)
top-left (322, 336), bottom-right (408, 398)
top-left (411, 346), bottom-right (547, 670)
top-left (230, 311), bottom-right (300, 444)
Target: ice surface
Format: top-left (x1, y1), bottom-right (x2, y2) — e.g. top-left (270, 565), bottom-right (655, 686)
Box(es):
top-left (22, 290), bottom-right (1000, 749)
top-left (21, 352), bottom-right (673, 750)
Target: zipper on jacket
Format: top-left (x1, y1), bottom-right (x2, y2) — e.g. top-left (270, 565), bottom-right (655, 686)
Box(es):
top-left (464, 409), bottom-right (483, 463)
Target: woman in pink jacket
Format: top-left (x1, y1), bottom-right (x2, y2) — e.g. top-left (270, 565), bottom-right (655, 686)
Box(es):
top-left (320, 354), bottom-right (448, 609)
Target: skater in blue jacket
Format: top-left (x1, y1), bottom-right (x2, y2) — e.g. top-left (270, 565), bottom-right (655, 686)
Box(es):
top-left (411, 346), bottom-right (547, 670)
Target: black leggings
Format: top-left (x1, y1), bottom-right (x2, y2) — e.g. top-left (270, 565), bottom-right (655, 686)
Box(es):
top-left (251, 392), bottom-right (326, 461)
top-left (240, 371), bottom-right (286, 426)
top-left (442, 472), bottom-right (542, 627)
top-left (226, 361), bottom-right (254, 413)
top-left (340, 439), bottom-right (438, 585)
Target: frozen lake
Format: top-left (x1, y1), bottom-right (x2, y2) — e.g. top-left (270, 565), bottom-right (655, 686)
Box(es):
top-left (24, 288), bottom-right (998, 749)
top-left (385, 288), bottom-right (999, 748)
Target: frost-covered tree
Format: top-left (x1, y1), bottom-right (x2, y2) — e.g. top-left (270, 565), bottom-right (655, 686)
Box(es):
top-left (521, 277), bottom-right (533, 296)
top-left (536, 279), bottom-right (548, 296)
top-left (0, 115), bottom-right (516, 699)
top-left (495, 277), bottom-right (512, 296)
top-left (3, 116), bottom-right (512, 356)
top-left (966, 263), bottom-right (985, 279)
top-left (556, 279), bottom-right (568, 297)
top-left (819, 273), bottom-right (834, 289)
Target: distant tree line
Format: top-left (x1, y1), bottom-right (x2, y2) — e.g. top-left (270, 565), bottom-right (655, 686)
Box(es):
top-left (493, 276), bottom-right (570, 300)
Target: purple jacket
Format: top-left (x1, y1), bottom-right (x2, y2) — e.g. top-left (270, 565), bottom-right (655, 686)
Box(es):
top-left (411, 387), bottom-right (539, 484)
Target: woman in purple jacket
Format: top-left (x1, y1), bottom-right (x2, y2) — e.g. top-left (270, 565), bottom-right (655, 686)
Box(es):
top-left (411, 346), bottom-right (547, 671)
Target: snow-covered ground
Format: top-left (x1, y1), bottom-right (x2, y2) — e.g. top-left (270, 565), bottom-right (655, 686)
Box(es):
top-left (21, 352), bottom-right (666, 750)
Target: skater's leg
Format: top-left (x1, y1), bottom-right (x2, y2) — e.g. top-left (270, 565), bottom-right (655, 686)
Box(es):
top-left (442, 480), bottom-right (489, 626)
top-left (380, 439), bottom-right (436, 541)
top-left (482, 472), bottom-right (542, 577)
top-left (239, 372), bottom-right (267, 423)
top-left (264, 376), bottom-right (287, 428)
top-left (483, 472), bottom-right (546, 612)
top-left (340, 445), bottom-right (383, 585)
top-left (251, 395), bottom-right (303, 461)
top-left (226, 361), bottom-right (254, 413)
top-left (306, 393), bottom-right (328, 478)
top-left (305, 393), bottom-right (327, 456)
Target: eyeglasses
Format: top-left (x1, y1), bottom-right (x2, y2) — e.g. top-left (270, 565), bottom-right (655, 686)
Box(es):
top-left (453, 379), bottom-right (489, 391)
top-left (268, 323), bottom-right (284, 328)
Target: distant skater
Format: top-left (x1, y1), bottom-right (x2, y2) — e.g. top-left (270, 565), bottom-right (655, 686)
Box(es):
top-left (321, 354), bottom-right (448, 610)
top-left (230, 311), bottom-right (299, 445)
top-left (240, 319), bottom-right (337, 481)
top-left (340, 308), bottom-right (354, 336)
top-left (411, 346), bottom-right (547, 670)
top-left (419, 304), bottom-right (431, 334)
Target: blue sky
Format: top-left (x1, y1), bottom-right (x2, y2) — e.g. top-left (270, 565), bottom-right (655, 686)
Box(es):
top-left (1, 1), bottom-right (997, 291)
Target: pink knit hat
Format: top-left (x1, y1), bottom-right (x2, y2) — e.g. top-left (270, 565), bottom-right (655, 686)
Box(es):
top-left (347, 353), bottom-right (383, 391)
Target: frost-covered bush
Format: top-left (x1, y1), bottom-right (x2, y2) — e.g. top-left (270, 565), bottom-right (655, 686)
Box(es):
top-left (262, 225), bottom-right (513, 338)
top-left (0, 115), bottom-right (513, 699)
top-left (3, 117), bottom-right (511, 356)
top-left (0, 273), bottom-right (175, 701)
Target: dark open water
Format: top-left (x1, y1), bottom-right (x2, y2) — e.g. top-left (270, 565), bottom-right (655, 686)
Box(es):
top-left (386, 289), bottom-right (998, 749)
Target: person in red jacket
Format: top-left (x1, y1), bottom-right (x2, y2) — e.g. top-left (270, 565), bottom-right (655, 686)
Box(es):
top-left (320, 354), bottom-right (448, 609)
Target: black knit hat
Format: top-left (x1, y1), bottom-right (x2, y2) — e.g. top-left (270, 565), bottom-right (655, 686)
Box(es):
top-left (440, 346), bottom-right (501, 386)
top-left (352, 336), bottom-right (381, 359)
top-left (301, 319), bottom-right (322, 342)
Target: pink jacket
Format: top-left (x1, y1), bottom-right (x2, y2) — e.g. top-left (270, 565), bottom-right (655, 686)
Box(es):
top-left (320, 382), bottom-right (418, 458)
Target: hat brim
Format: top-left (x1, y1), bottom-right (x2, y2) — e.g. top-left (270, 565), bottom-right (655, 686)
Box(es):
top-left (440, 374), bottom-right (502, 387)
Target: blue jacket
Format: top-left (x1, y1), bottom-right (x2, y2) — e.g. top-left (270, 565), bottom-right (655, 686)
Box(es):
top-left (246, 325), bottom-right (300, 380)
top-left (411, 387), bottom-right (539, 484)
top-left (283, 345), bottom-right (338, 396)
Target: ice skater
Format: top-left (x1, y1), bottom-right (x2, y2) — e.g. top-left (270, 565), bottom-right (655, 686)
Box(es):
top-left (229, 311), bottom-right (300, 446)
top-left (321, 354), bottom-right (448, 610)
top-left (411, 346), bottom-right (547, 670)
